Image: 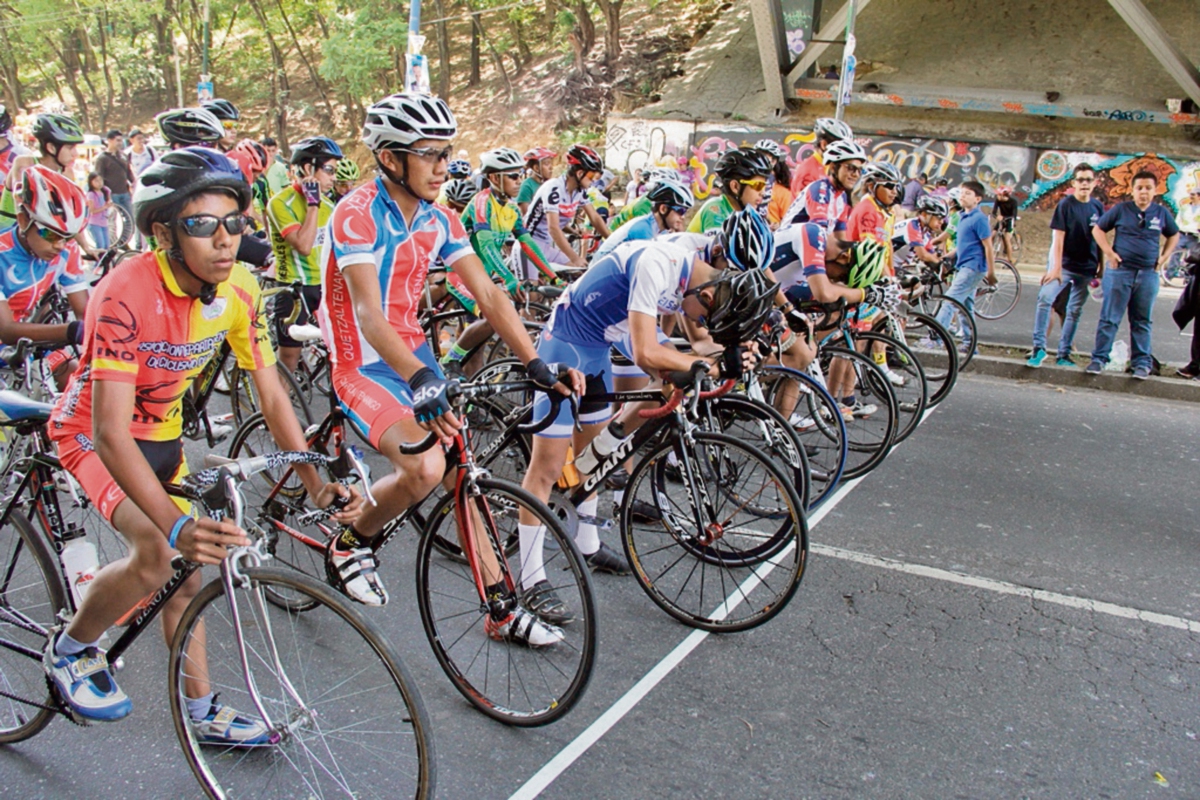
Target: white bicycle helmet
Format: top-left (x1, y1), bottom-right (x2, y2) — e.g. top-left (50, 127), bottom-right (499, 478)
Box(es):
top-left (917, 195), bottom-right (949, 217)
top-left (822, 140), bottom-right (868, 165)
top-left (643, 167), bottom-right (681, 189)
top-left (755, 139), bottom-right (789, 160)
top-left (861, 161), bottom-right (902, 186)
top-left (362, 93), bottom-right (457, 152)
top-left (647, 179), bottom-right (695, 210)
top-left (479, 147), bottom-right (524, 175)
top-left (813, 117), bottom-right (854, 142)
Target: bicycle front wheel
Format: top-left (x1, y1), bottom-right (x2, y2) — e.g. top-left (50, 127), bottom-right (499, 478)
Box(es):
top-left (416, 478), bottom-right (596, 726)
top-left (170, 566), bottom-right (435, 799)
top-left (621, 431), bottom-right (808, 632)
top-left (974, 258), bottom-right (1021, 320)
top-left (0, 510), bottom-right (66, 743)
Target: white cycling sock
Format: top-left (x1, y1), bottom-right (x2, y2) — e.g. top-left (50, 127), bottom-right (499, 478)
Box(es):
top-left (186, 692), bottom-right (215, 721)
top-left (518, 523), bottom-right (548, 589)
top-left (54, 630), bottom-right (95, 658)
top-left (575, 496), bottom-right (600, 556)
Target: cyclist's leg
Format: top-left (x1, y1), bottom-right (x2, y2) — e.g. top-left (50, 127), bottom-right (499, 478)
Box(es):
top-left (273, 286), bottom-right (303, 373)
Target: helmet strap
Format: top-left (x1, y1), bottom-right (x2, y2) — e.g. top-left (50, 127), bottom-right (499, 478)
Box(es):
top-left (486, 173), bottom-right (508, 202)
top-left (376, 152), bottom-right (419, 202)
top-left (166, 245), bottom-right (218, 304)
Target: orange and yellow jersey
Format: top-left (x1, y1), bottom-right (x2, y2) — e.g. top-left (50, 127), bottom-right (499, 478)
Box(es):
top-left (50, 250), bottom-right (274, 443)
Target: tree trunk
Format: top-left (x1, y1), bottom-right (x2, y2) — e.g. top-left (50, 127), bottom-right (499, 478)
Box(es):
top-left (473, 14), bottom-right (513, 102)
top-left (271, 0), bottom-right (336, 126)
top-left (434, 0), bottom-right (452, 97)
top-left (469, 10), bottom-right (481, 87)
top-left (0, 24), bottom-right (23, 110)
top-left (48, 41), bottom-right (91, 129)
top-left (595, 0), bottom-right (623, 67)
top-left (97, 12), bottom-right (118, 127)
top-left (71, 27), bottom-right (106, 128)
top-left (151, 13), bottom-right (177, 107)
top-left (575, 1), bottom-right (595, 55)
top-left (247, 0), bottom-right (289, 146)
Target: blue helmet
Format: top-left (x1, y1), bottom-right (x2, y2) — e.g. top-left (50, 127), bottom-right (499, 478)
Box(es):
top-left (447, 159), bottom-right (472, 179)
top-left (290, 136), bottom-right (344, 165)
top-left (717, 208), bottom-right (775, 272)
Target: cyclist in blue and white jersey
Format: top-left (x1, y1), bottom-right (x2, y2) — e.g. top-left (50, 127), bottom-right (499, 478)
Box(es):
top-left (593, 179), bottom-right (694, 260)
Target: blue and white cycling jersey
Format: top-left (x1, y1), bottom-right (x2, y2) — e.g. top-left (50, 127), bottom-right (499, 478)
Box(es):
top-left (546, 239), bottom-right (696, 348)
top-left (593, 214), bottom-right (661, 260)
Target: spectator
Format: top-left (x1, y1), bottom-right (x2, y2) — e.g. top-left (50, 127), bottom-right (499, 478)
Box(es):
top-left (261, 136), bottom-right (290, 197)
top-left (1028, 163), bottom-right (1104, 368)
top-left (934, 180), bottom-right (995, 340)
top-left (624, 169), bottom-right (643, 201)
top-left (1172, 240), bottom-right (1200, 379)
top-left (93, 129), bottom-right (134, 224)
top-left (823, 65), bottom-right (840, 80)
top-left (899, 173), bottom-right (927, 218)
top-left (992, 184), bottom-right (1019, 260)
top-left (84, 172), bottom-right (111, 249)
top-left (932, 178), bottom-right (950, 198)
top-left (126, 128), bottom-right (156, 177)
top-left (1087, 170), bottom-right (1181, 379)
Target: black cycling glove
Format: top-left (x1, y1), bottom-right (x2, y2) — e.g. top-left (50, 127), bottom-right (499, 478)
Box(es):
top-left (409, 367), bottom-right (453, 424)
top-left (526, 358), bottom-right (566, 391)
top-left (66, 320), bottom-right (84, 346)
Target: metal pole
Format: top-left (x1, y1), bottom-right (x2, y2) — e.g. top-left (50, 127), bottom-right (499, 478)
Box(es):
top-left (834, 0), bottom-right (856, 120)
top-left (201, 0), bottom-right (211, 76)
top-left (174, 34), bottom-right (184, 107)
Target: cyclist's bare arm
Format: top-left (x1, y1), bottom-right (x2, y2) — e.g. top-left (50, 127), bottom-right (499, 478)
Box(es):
top-left (807, 272), bottom-right (866, 305)
top-left (630, 311), bottom-right (712, 375)
top-left (91, 379), bottom-right (248, 563)
top-left (546, 211), bottom-right (585, 267)
top-left (0, 300), bottom-right (73, 345)
top-left (582, 204), bottom-right (611, 239)
top-left (249, 364), bottom-right (361, 520)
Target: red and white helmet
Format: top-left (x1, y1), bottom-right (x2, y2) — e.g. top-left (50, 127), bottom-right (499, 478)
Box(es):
top-left (523, 147), bottom-right (557, 165)
top-left (20, 165), bottom-right (87, 237)
top-left (230, 138), bottom-right (267, 182)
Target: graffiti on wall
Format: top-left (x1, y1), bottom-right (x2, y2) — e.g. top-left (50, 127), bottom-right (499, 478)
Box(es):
top-left (1025, 152), bottom-right (1196, 214)
top-left (604, 118), bottom-right (694, 179)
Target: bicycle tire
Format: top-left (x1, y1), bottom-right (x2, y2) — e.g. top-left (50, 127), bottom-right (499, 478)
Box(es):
top-left (974, 258), bottom-right (1021, 320)
top-left (0, 510), bottom-right (67, 743)
top-left (704, 394), bottom-right (811, 511)
top-left (817, 347), bottom-right (899, 480)
top-left (416, 477), bottom-right (596, 726)
top-left (169, 566), bottom-right (435, 799)
top-left (229, 363), bottom-right (314, 430)
top-left (890, 310), bottom-right (959, 407)
top-left (620, 431), bottom-right (807, 632)
top-left (850, 331), bottom-right (928, 443)
top-left (915, 294), bottom-right (977, 369)
top-left (757, 365), bottom-right (848, 510)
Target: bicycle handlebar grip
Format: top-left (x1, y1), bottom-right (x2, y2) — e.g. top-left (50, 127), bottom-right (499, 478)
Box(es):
top-left (516, 390), bottom-right (566, 434)
top-left (639, 389), bottom-right (684, 420)
top-left (664, 360), bottom-right (710, 388)
top-left (398, 431), bottom-right (439, 456)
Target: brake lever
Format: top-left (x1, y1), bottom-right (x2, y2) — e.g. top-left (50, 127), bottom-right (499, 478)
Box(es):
top-left (345, 444), bottom-right (377, 507)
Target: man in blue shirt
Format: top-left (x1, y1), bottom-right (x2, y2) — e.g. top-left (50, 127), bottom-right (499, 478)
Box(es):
top-left (1028, 163), bottom-right (1105, 368)
top-left (1086, 171), bottom-right (1180, 379)
top-left (935, 180), bottom-right (995, 339)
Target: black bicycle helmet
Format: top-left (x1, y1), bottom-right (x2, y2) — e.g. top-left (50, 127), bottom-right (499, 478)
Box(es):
top-left (716, 208), bottom-right (776, 272)
top-left (714, 147), bottom-right (772, 184)
top-left (202, 98), bottom-right (241, 122)
top-left (0, 105), bottom-right (11, 135)
top-left (703, 268), bottom-right (779, 346)
top-left (646, 179), bottom-right (695, 210)
top-left (156, 107), bottom-right (225, 147)
top-left (290, 136), bottom-right (344, 165)
top-left (32, 113), bottom-right (84, 147)
top-left (565, 144), bottom-right (603, 173)
top-left (134, 147), bottom-right (251, 236)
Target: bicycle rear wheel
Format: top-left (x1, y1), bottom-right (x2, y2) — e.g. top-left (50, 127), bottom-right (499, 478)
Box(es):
top-left (705, 395), bottom-right (810, 510)
top-left (170, 566), bottom-right (435, 799)
top-left (0, 510), bottom-right (65, 743)
top-left (892, 311), bottom-right (959, 406)
top-left (621, 431), bottom-right (807, 632)
top-left (416, 478), bottom-right (596, 726)
top-left (974, 258), bottom-right (1021, 320)
top-left (914, 294), bottom-right (977, 369)
top-left (818, 347), bottom-right (899, 480)
top-left (757, 366), bottom-right (848, 510)
top-left (851, 332), bottom-right (927, 443)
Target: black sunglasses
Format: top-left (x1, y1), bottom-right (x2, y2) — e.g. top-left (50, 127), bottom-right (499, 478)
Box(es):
top-left (176, 213), bottom-right (250, 238)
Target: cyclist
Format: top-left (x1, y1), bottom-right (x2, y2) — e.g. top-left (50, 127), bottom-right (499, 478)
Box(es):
top-left (1, 113), bottom-right (85, 228)
top-left (609, 166), bottom-right (679, 231)
top-left (992, 184), bottom-right (1018, 261)
top-left (267, 136), bottom-right (343, 374)
top-left (847, 161), bottom-right (903, 254)
top-left (0, 105), bottom-right (29, 191)
top-left (790, 117), bottom-right (854, 196)
top-left (446, 158), bottom-right (472, 181)
top-left (316, 93), bottom-right (584, 644)
top-left (931, 187), bottom-right (963, 255)
top-left (688, 147), bottom-right (771, 233)
top-left (44, 146), bottom-right (359, 728)
top-left (331, 157), bottom-right (361, 204)
top-left (523, 143), bottom-right (611, 272)
top-left (441, 146), bottom-right (557, 377)
top-left (441, 178), bottom-right (478, 214)
top-left (517, 239), bottom-right (777, 611)
top-left (593, 179), bottom-right (695, 259)
top-left (782, 139), bottom-right (868, 237)
top-left (201, 98), bottom-right (241, 151)
top-left (228, 138), bottom-right (268, 227)
top-left (517, 146), bottom-right (556, 216)
top-left (893, 195), bottom-right (947, 270)
top-left (0, 166), bottom-right (91, 389)
top-left (753, 139), bottom-right (791, 224)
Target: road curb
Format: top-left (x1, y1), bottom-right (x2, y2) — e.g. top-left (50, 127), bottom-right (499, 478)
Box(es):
top-left (964, 349), bottom-right (1200, 403)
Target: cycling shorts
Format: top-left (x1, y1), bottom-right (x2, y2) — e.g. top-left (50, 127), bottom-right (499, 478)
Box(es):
top-left (523, 237), bottom-right (573, 280)
top-left (847, 303), bottom-right (884, 331)
top-left (332, 343), bottom-right (442, 450)
top-left (56, 434), bottom-right (191, 523)
top-left (273, 285), bottom-right (323, 348)
top-left (531, 333), bottom-right (613, 438)
top-left (610, 328), bottom-right (670, 379)
top-left (998, 218), bottom-right (1015, 234)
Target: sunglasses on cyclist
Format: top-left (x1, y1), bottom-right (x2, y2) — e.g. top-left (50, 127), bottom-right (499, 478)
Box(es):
top-left (877, 182), bottom-right (901, 192)
top-left (664, 205), bottom-right (691, 216)
top-left (317, 163), bottom-right (339, 175)
top-left (392, 145), bottom-right (454, 164)
top-left (501, 171), bottom-right (522, 180)
top-left (175, 212), bottom-right (250, 238)
top-left (737, 178), bottom-right (768, 192)
top-left (221, 120), bottom-right (236, 131)
top-left (31, 224), bottom-right (69, 245)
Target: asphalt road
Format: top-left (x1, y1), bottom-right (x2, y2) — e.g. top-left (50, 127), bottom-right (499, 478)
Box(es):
top-left (977, 264), bottom-right (1193, 367)
top-left (3, 373), bottom-right (1199, 798)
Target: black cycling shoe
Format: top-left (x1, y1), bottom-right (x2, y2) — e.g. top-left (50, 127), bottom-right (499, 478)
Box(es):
top-left (605, 467), bottom-right (629, 491)
top-left (628, 499), bottom-right (662, 523)
top-left (585, 542), bottom-right (631, 575)
top-left (522, 580), bottom-right (574, 625)
top-left (441, 359), bottom-right (468, 382)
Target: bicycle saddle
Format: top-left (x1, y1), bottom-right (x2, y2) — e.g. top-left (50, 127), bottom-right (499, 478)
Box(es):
top-left (0, 390), bottom-right (52, 425)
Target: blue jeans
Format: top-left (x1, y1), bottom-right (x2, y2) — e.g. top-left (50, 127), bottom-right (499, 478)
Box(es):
top-left (110, 192), bottom-right (133, 217)
top-left (1091, 267), bottom-right (1159, 369)
top-left (1032, 270), bottom-right (1090, 356)
top-left (935, 267), bottom-right (985, 331)
top-left (88, 223), bottom-right (110, 250)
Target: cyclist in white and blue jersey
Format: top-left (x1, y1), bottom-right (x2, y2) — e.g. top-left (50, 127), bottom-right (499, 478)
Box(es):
top-left (593, 179), bottom-right (694, 260)
top-left (516, 236), bottom-right (777, 619)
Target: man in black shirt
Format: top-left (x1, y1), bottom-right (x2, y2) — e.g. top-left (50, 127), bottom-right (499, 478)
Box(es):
top-left (94, 130), bottom-right (134, 226)
top-left (1028, 164), bottom-right (1105, 367)
top-left (992, 184), bottom-right (1019, 260)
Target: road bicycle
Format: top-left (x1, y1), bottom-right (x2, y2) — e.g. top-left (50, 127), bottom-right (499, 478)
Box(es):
top-left (227, 377), bottom-right (597, 726)
top-left (0, 395), bottom-right (435, 798)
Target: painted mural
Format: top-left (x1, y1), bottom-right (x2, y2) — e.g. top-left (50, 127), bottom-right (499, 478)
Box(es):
top-left (604, 116), bottom-right (1198, 216)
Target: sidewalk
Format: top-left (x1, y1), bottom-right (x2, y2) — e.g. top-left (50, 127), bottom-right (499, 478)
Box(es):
top-left (967, 341), bottom-right (1200, 404)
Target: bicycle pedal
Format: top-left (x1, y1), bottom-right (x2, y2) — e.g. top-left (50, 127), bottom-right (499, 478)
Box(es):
top-left (576, 514), bottom-right (613, 530)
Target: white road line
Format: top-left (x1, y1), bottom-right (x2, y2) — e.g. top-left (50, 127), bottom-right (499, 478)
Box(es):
top-left (509, 477), bottom-right (867, 800)
top-left (813, 544), bottom-right (1200, 633)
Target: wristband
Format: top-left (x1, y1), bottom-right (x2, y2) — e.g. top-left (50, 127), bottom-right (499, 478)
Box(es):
top-left (408, 366), bottom-right (437, 391)
top-left (66, 319), bottom-right (83, 346)
top-left (168, 514), bottom-right (191, 549)
top-left (860, 288), bottom-right (867, 305)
